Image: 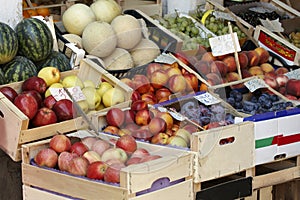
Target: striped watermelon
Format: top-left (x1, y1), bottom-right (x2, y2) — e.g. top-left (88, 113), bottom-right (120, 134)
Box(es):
top-left (15, 18), bottom-right (53, 62)
top-left (3, 56), bottom-right (37, 83)
top-left (0, 69), bottom-right (6, 85)
top-left (37, 51), bottom-right (72, 71)
top-left (0, 22), bottom-right (18, 65)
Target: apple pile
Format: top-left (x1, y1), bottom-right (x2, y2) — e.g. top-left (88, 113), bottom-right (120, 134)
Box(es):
top-left (102, 100), bottom-right (203, 148)
top-left (119, 60), bottom-right (207, 105)
top-left (34, 134), bottom-right (162, 184)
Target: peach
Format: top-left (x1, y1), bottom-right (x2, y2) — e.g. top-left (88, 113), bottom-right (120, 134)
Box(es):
top-left (241, 69), bottom-right (253, 79)
top-left (226, 72), bottom-right (240, 83)
top-left (254, 47), bottom-right (270, 64)
top-left (238, 52), bottom-right (249, 69)
top-left (120, 78), bottom-right (135, 89)
top-left (264, 76), bottom-right (278, 89)
top-left (184, 73), bottom-right (199, 92)
top-left (141, 92), bottom-right (157, 105)
top-left (166, 67), bottom-right (182, 78)
top-left (194, 60), bottom-right (211, 75)
top-left (201, 51), bottom-right (217, 62)
top-left (168, 74), bottom-right (187, 93)
top-left (135, 109), bottom-right (151, 126)
top-left (146, 63), bottom-right (162, 78)
top-left (275, 67), bottom-right (289, 75)
top-left (245, 50), bottom-right (260, 67)
top-left (148, 117), bottom-right (167, 135)
top-left (210, 60), bottom-right (228, 77)
top-left (156, 112), bottom-right (174, 130)
top-left (222, 55), bottom-right (237, 72)
top-left (132, 74), bottom-right (151, 94)
top-left (150, 69), bottom-right (169, 89)
top-left (155, 88), bottom-right (172, 102)
top-left (206, 72), bottom-right (223, 85)
top-left (248, 66), bottom-right (264, 76)
top-left (260, 63), bottom-right (274, 74)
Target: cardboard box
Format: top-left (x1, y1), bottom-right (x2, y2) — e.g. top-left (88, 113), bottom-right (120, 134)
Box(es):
top-left (22, 131), bottom-right (195, 200)
top-left (0, 58), bottom-right (132, 162)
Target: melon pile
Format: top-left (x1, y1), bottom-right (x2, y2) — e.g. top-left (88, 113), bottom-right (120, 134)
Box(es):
top-left (62, 0), bottom-right (160, 70)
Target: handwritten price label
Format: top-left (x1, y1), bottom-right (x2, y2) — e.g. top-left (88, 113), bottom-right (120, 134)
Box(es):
top-left (194, 93), bottom-right (220, 106)
top-left (155, 53), bottom-right (176, 64)
top-left (209, 32), bottom-right (241, 57)
top-left (50, 86), bottom-right (86, 102)
top-left (285, 69), bottom-right (300, 80)
top-left (244, 78), bottom-right (267, 92)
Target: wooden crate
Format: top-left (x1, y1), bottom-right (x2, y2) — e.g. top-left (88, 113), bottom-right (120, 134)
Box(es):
top-left (0, 58), bottom-right (132, 162)
top-left (119, 0), bottom-right (162, 16)
top-left (21, 131), bottom-right (195, 200)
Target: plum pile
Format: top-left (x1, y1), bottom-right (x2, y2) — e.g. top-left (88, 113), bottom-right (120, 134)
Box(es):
top-left (226, 89), bottom-right (293, 115)
top-left (179, 100), bottom-right (235, 127)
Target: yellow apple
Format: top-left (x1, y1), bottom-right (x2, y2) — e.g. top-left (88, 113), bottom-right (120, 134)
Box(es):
top-left (45, 82), bottom-right (64, 98)
top-left (76, 99), bottom-right (89, 113)
top-left (95, 103), bottom-right (105, 111)
top-left (96, 82), bottom-right (113, 98)
top-left (83, 80), bottom-right (96, 88)
top-left (37, 66), bottom-right (61, 87)
top-left (62, 75), bottom-right (84, 89)
top-left (82, 86), bottom-right (101, 110)
top-left (102, 87), bottom-right (125, 107)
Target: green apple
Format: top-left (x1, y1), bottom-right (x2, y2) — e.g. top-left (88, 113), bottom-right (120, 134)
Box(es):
top-left (77, 99), bottom-right (89, 113)
top-left (96, 82), bottom-right (113, 98)
top-left (174, 128), bottom-right (191, 146)
top-left (62, 75), bottom-right (84, 89)
top-left (37, 66), bottom-right (61, 87)
top-left (83, 80), bottom-right (96, 88)
top-left (82, 86), bottom-right (101, 110)
top-left (45, 82), bottom-right (64, 98)
top-left (102, 87), bottom-right (125, 107)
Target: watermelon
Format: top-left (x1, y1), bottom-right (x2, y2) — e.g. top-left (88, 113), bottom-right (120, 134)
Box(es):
top-left (0, 22), bottom-right (18, 65)
top-left (15, 18), bottom-right (53, 62)
top-left (3, 56), bottom-right (37, 83)
top-left (37, 51), bottom-right (72, 71)
top-left (0, 69), bottom-right (6, 85)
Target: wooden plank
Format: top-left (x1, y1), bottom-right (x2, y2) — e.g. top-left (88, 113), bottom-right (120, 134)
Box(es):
top-left (23, 185), bottom-right (70, 200)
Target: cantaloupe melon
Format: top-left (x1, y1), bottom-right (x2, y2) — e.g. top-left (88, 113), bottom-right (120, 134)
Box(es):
top-left (130, 39), bottom-right (161, 67)
top-left (82, 21), bottom-right (117, 58)
top-left (90, 0), bottom-right (122, 23)
top-left (103, 48), bottom-right (134, 70)
top-left (111, 14), bottom-right (142, 50)
top-left (62, 3), bottom-right (96, 36)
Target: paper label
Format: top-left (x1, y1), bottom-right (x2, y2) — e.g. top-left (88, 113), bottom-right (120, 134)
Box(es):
top-left (209, 32), bottom-right (241, 57)
top-left (168, 111), bottom-right (186, 121)
top-left (66, 43), bottom-right (85, 67)
top-left (50, 86), bottom-right (86, 102)
top-left (213, 11), bottom-right (235, 21)
top-left (285, 69), bottom-right (300, 80)
top-left (155, 53), bottom-right (176, 64)
top-left (260, 18), bottom-right (284, 32)
top-left (249, 7), bottom-right (273, 14)
top-left (194, 93), bottom-right (221, 106)
top-left (244, 78), bottom-right (267, 92)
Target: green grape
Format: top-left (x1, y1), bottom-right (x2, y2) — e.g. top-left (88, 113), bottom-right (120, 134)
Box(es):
top-left (191, 27), bottom-right (199, 35)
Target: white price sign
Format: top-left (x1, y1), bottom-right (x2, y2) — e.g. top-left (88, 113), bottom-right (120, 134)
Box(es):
top-left (244, 78), bottom-right (267, 92)
top-left (50, 86), bottom-right (86, 102)
top-left (155, 53), bottom-right (176, 64)
top-left (285, 69), bottom-right (300, 80)
top-left (194, 93), bottom-right (221, 106)
top-left (209, 32), bottom-right (241, 57)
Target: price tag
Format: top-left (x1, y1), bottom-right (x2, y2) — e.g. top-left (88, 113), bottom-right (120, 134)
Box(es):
top-left (244, 78), bottom-right (267, 92)
top-left (168, 111), bottom-right (186, 121)
top-left (155, 53), bottom-right (177, 64)
top-left (213, 11), bottom-right (235, 21)
top-left (285, 69), bottom-right (300, 80)
top-left (209, 33), bottom-right (241, 57)
top-left (260, 18), bottom-right (284, 32)
top-left (249, 7), bottom-right (273, 14)
top-left (194, 93), bottom-right (221, 106)
top-left (66, 43), bottom-right (86, 67)
top-left (50, 86), bottom-right (86, 102)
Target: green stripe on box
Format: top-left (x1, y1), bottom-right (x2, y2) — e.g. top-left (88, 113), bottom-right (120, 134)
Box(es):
top-left (255, 137), bottom-right (274, 149)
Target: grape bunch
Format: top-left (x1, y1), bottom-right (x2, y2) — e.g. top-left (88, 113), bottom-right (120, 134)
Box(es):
top-left (179, 100), bottom-right (235, 127)
top-left (237, 10), bottom-right (284, 27)
top-left (226, 89), bottom-right (293, 115)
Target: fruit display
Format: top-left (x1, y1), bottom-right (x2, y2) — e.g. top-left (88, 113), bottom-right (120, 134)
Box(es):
top-left (22, 0), bottom-right (51, 19)
top-left (289, 31), bottom-right (300, 48)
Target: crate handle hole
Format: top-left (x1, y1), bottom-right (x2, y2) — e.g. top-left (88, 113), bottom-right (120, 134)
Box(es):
top-left (0, 110), bottom-right (3, 118)
top-left (274, 153), bottom-right (286, 160)
top-left (219, 136), bottom-right (235, 145)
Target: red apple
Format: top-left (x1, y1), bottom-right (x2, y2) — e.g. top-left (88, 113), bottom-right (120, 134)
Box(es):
top-left (68, 156), bottom-right (89, 176)
top-left (14, 92), bottom-right (38, 119)
top-left (91, 139), bottom-right (111, 156)
top-left (104, 163), bottom-right (125, 183)
top-left (106, 108), bottom-right (125, 128)
top-left (131, 127), bottom-right (153, 141)
top-left (31, 107), bottom-right (57, 127)
top-left (123, 109), bottom-right (135, 125)
top-left (264, 76), bottom-right (279, 90)
top-left (132, 74), bottom-right (151, 94)
top-left (125, 157), bottom-right (142, 166)
top-left (22, 90), bottom-right (43, 108)
top-left (21, 76), bottom-right (47, 94)
top-left (34, 148), bottom-right (58, 168)
top-left (49, 134), bottom-right (72, 153)
top-left (115, 134), bottom-right (137, 154)
top-left (70, 142), bottom-right (89, 156)
top-left (83, 150), bottom-right (101, 164)
top-left (103, 125), bottom-right (120, 135)
top-left (286, 79), bottom-right (300, 97)
top-left (139, 155), bottom-right (162, 163)
top-left (101, 147), bottom-right (128, 163)
top-left (43, 95), bottom-right (57, 109)
top-left (52, 99), bottom-right (74, 121)
top-left (131, 148), bottom-right (150, 158)
top-left (58, 151), bottom-right (78, 171)
top-left (81, 136), bottom-right (99, 150)
top-left (86, 161), bottom-right (108, 180)
top-left (131, 90), bottom-right (141, 102)
top-left (0, 86), bottom-right (18, 102)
